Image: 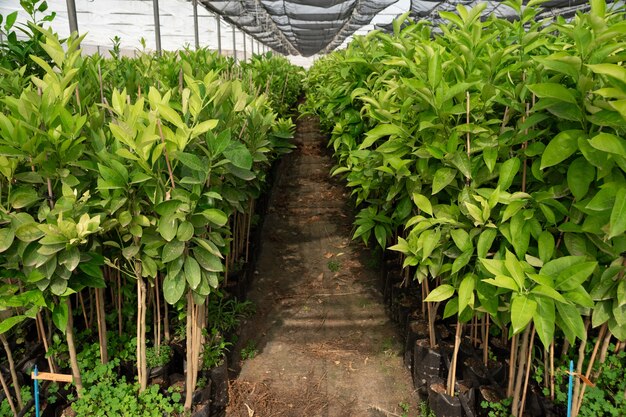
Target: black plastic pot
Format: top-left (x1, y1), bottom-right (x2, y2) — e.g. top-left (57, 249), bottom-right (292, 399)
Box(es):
top-left (208, 359), bottom-right (229, 416)
top-left (148, 364), bottom-right (170, 384)
top-left (413, 339), bottom-right (444, 390)
top-left (428, 378), bottom-right (463, 417)
top-left (191, 380), bottom-right (213, 417)
top-left (404, 320), bottom-right (428, 370)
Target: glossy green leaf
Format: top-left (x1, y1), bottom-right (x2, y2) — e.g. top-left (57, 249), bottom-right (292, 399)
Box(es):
top-left (163, 271), bottom-right (186, 305)
top-left (432, 168), bottom-right (456, 195)
top-left (541, 130), bottom-right (584, 169)
top-left (424, 284), bottom-right (455, 302)
top-left (511, 294), bottom-right (537, 334)
top-left (162, 240), bottom-right (185, 263)
top-left (609, 188), bottom-right (626, 239)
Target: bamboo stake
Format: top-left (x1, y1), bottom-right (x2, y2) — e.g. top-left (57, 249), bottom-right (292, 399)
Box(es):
top-left (155, 277), bottom-right (162, 352)
top-left (482, 314), bottom-right (490, 367)
top-left (184, 293), bottom-right (195, 410)
top-left (424, 278), bottom-right (436, 349)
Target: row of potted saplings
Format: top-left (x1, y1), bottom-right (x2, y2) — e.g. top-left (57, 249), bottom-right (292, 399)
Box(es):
top-left (381, 253), bottom-right (564, 417)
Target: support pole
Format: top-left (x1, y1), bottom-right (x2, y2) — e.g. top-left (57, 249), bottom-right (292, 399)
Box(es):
top-left (216, 14), bottom-right (222, 54)
top-left (152, 0), bottom-right (162, 56)
top-left (192, 0), bottom-right (199, 50)
top-left (243, 32), bottom-right (247, 61)
top-left (232, 24), bottom-right (237, 62)
top-left (66, 0), bottom-right (79, 35)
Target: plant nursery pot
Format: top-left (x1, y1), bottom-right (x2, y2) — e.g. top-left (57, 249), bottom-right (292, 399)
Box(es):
top-left (413, 339), bottom-right (444, 390)
top-left (208, 359), bottom-right (229, 415)
top-left (477, 385), bottom-right (503, 417)
top-left (404, 319), bottom-right (429, 370)
top-left (428, 378), bottom-right (463, 417)
top-left (462, 358), bottom-right (505, 388)
top-left (191, 379), bottom-right (213, 417)
top-left (148, 364), bottom-right (170, 385)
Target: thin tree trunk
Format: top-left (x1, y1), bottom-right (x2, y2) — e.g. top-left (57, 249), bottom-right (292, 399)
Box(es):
top-left (0, 369), bottom-right (16, 416)
top-left (0, 333), bottom-right (23, 408)
top-left (519, 327), bottom-right (536, 417)
top-left (184, 292), bottom-right (195, 410)
top-left (482, 314), bottom-right (490, 367)
top-left (36, 312), bottom-right (57, 373)
top-left (550, 341), bottom-right (555, 401)
top-left (137, 272), bottom-right (147, 392)
top-left (65, 299), bottom-right (84, 396)
top-left (572, 321), bottom-right (590, 417)
top-left (95, 288), bottom-right (108, 364)
top-left (163, 275), bottom-right (170, 343)
top-left (511, 326), bottom-right (530, 417)
top-left (575, 323), bottom-right (607, 416)
top-left (507, 333), bottom-right (518, 398)
top-left (117, 269), bottom-right (123, 336)
top-left (447, 322), bottom-right (463, 397)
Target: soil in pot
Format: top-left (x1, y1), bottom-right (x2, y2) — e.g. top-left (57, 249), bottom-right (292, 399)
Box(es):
top-left (463, 357), bottom-right (506, 389)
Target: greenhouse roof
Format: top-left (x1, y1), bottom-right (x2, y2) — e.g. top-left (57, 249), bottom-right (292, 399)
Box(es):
top-left (204, 0), bottom-right (608, 56)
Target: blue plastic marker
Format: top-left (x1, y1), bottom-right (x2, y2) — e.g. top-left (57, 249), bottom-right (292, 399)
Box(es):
top-left (33, 365), bottom-right (40, 417)
top-left (567, 360), bottom-right (574, 417)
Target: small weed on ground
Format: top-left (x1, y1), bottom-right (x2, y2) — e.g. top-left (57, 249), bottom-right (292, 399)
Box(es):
top-left (241, 340), bottom-right (258, 360)
top-left (327, 260), bottom-right (341, 272)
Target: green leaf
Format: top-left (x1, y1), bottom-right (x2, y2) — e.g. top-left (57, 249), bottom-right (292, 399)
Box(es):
top-left (534, 297), bottom-right (555, 349)
top-left (162, 240), bottom-right (185, 263)
top-left (587, 63), bottom-right (626, 84)
top-left (592, 300), bottom-right (611, 328)
top-left (505, 250), bottom-right (525, 291)
top-left (554, 262), bottom-right (597, 292)
top-left (538, 231), bottom-right (555, 263)
top-left (177, 152), bottom-right (205, 172)
top-left (184, 256), bottom-right (201, 290)
top-left (556, 301), bottom-right (586, 344)
top-left (163, 271), bottom-right (186, 305)
top-left (0, 315), bottom-right (28, 334)
top-left (359, 124), bottom-right (403, 150)
top-left (424, 284), bottom-right (455, 302)
top-left (223, 142), bottom-right (253, 170)
top-left (498, 158), bottom-right (520, 191)
top-left (192, 247), bottom-right (223, 272)
top-left (412, 193), bottom-right (433, 216)
top-left (15, 223), bottom-right (43, 242)
top-left (59, 247), bottom-right (80, 272)
top-left (531, 285), bottom-right (567, 303)
top-left (452, 249), bottom-right (473, 275)
top-left (567, 158), bottom-right (595, 200)
top-left (450, 229), bottom-right (471, 252)
top-left (157, 103), bottom-right (184, 129)
top-left (52, 302), bottom-right (69, 332)
top-left (511, 294), bottom-right (537, 334)
top-left (421, 228), bottom-right (441, 261)
top-left (0, 228), bottom-right (15, 253)
top-left (477, 229), bottom-right (497, 258)
top-left (483, 275), bottom-right (519, 292)
top-left (609, 188), bottom-right (626, 239)
top-left (458, 274), bottom-right (475, 314)
top-left (480, 258), bottom-right (506, 276)
top-left (177, 221), bottom-right (195, 242)
top-left (589, 132), bottom-right (626, 158)
top-left (541, 130), bottom-right (584, 169)
top-left (10, 188), bottom-right (40, 209)
top-left (202, 209), bottom-right (228, 227)
top-left (157, 213), bottom-right (178, 242)
top-left (374, 224), bottom-right (387, 249)
top-left (432, 168), bottom-right (456, 195)
top-left (527, 83), bottom-right (577, 104)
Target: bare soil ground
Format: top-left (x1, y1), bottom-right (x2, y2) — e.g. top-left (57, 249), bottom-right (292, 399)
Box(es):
top-left (227, 115), bottom-right (417, 417)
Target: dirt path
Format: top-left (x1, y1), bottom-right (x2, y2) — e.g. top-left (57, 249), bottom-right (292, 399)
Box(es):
top-left (227, 115), bottom-right (417, 417)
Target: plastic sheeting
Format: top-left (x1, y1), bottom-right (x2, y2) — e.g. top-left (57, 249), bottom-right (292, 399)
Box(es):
top-left (204, 0), bottom-right (613, 56)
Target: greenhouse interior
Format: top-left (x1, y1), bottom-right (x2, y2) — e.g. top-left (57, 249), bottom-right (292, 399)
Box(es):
top-left (0, 0), bottom-right (625, 416)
